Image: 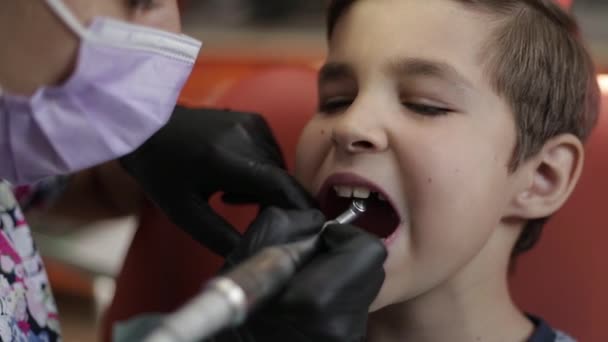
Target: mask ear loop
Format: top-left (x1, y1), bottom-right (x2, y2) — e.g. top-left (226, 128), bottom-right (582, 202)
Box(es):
top-left (42, 0), bottom-right (89, 39)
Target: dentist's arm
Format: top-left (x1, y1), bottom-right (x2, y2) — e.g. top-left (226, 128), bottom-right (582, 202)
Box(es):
top-left (18, 162), bottom-right (144, 229)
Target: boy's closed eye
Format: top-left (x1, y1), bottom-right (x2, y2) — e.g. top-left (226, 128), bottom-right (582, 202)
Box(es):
top-left (318, 96), bottom-right (354, 113)
top-left (128, 0), bottom-right (159, 10)
top-left (318, 96), bottom-right (453, 116)
top-left (402, 102), bottom-right (453, 116)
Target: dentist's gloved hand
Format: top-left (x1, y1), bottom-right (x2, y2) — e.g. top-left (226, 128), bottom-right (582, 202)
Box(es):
top-left (120, 106), bottom-right (315, 256)
top-left (211, 207), bottom-right (387, 342)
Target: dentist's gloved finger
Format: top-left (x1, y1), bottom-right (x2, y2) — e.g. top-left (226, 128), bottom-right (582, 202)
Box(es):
top-left (239, 112), bottom-right (288, 169)
top-left (279, 224), bottom-right (386, 314)
top-left (159, 191), bottom-right (242, 257)
top-left (226, 207), bottom-right (325, 266)
top-left (218, 157), bottom-right (316, 210)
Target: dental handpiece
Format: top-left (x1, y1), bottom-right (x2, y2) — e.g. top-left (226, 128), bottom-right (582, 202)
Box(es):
top-left (144, 200), bottom-right (368, 342)
top-left (323, 198), bottom-right (367, 229)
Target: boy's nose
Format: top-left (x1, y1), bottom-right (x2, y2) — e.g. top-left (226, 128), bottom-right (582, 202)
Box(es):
top-left (331, 117), bottom-right (388, 154)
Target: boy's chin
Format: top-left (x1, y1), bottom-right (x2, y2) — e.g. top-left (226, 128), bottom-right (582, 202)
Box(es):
top-left (368, 282), bottom-right (413, 313)
top-left (369, 301), bottom-right (382, 313)
top-left (368, 290), bottom-right (391, 313)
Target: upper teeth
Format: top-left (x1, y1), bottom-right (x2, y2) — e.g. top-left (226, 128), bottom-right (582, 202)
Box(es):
top-left (333, 186), bottom-right (387, 201)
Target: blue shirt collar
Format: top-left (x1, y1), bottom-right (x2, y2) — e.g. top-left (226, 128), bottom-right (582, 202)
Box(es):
top-left (528, 315), bottom-right (557, 342)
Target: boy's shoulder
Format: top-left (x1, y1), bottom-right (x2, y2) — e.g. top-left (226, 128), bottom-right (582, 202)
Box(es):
top-left (528, 315), bottom-right (576, 342)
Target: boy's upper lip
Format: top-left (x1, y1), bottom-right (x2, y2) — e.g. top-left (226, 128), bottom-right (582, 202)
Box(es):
top-left (317, 172), bottom-right (403, 220)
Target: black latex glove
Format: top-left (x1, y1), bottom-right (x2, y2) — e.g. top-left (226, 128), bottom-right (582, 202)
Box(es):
top-left (120, 106), bottom-right (315, 256)
top-left (211, 207), bottom-right (387, 342)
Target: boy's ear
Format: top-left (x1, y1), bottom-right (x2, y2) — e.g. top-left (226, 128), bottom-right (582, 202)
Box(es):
top-left (507, 134), bottom-right (584, 220)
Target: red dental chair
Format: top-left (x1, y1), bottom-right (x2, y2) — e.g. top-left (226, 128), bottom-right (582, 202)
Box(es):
top-left (101, 60), bottom-right (606, 341)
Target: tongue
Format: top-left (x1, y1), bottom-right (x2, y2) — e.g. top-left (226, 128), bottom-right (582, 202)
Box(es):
top-left (320, 193), bottom-right (399, 239)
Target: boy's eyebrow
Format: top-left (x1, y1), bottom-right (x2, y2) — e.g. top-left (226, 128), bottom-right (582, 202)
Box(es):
top-left (387, 57), bottom-right (475, 90)
top-left (318, 62), bottom-right (356, 84)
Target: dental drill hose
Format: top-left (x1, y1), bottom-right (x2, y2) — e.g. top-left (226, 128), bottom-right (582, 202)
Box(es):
top-left (144, 200), bottom-right (368, 342)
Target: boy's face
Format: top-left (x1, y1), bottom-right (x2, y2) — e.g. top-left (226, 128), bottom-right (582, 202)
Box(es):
top-left (296, 0), bottom-right (523, 311)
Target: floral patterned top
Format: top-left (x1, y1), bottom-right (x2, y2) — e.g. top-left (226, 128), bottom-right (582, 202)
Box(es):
top-left (0, 180), bottom-right (62, 341)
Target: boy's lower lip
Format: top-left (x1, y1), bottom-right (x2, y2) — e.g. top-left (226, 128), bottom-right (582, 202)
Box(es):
top-left (381, 224), bottom-right (402, 247)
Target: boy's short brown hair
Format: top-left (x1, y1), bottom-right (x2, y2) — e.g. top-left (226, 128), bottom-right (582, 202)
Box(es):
top-left (327, 0), bottom-right (600, 256)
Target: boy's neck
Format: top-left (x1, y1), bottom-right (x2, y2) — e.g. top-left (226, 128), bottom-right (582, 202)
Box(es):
top-left (367, 227), bottom-right (534, 342)
top-left (367, 284), bottom-right (533, 342)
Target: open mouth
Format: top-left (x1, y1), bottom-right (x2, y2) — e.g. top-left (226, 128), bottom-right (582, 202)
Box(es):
top-left (318, 174), bottom-right (401, 241)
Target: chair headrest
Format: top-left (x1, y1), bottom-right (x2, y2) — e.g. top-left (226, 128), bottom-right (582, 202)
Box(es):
top-left (214, 65), bottom-right (319, 171)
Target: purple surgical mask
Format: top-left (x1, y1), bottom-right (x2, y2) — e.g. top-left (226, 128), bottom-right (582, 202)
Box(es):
top-left (0, 0), bottom-right (202, 185)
